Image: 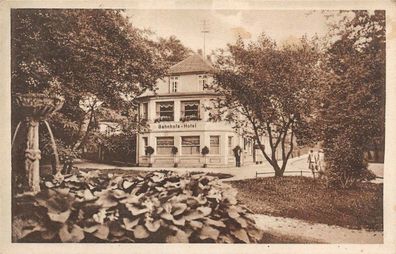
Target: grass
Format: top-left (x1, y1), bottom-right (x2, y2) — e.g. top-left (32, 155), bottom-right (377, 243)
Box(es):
top-left (230, 176), bottom-right (383, 231)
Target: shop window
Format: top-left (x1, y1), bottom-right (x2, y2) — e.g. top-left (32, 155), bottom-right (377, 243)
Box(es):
top-left (181, 136), bottom-right (200, 155)
top-left (228, 136), bottom-right (233, 155)
top-left (170, 76), bottom-right (178, 93)
top-left (157, 137), bottom-right (174, 155)
top-left (156, 101), bottom-right (174, 122)
top-left (181, 100), bottom-right (200, 121)
top-left (210, 136), bottom-right (220, 154)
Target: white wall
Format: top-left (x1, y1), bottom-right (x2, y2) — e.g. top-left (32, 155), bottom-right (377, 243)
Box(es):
top-left (155, 74), bottom-right (213, 94)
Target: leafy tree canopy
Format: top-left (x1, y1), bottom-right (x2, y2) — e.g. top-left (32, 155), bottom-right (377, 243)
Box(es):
top-left (319, 10), bottom-right (385, 188)
top-left (11, 9), bottom-right (190, 154)
top-left (211, 34), bottom-right (323, 176)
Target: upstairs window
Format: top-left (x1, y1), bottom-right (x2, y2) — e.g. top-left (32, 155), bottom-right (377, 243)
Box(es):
top-left (181, 100), bottom-right (200, 121)
top-left (141, 103), bottom-right (148, 120)
top-left (170, 76), bottom-right (179, 93)
top-left (156, 101), bottom-right (174, 122)
top-left (198, 75), bottom-right (208, 90)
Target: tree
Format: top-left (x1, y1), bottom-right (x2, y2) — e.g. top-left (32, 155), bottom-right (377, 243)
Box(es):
top-left (11, 9), bottom-right (171, 157)
top-left (211, 35), bottom-right (322, 177)
top-left (320, 10), bottom-right (385, 188)
top-left (155, 35), bottom-right (193, 67)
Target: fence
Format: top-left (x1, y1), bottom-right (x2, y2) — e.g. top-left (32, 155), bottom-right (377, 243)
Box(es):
top-left (256, 170), bottom-right (313, 178)
top-left (255, 170), bottom-right (384, 180)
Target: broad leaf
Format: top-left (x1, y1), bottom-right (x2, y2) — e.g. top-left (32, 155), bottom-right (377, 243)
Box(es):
top-left (132, 225), bottom-right (150, 239)
top-left (145, 219), bottom-right (161, 232)
top-left (48, 209), bottom-right (71, 223)
top-left (123, 217), bottom-right (140, 231)
top-left (231, 228), bottom-right (250, 243)
top-left (166, 230), bottom-right (189, 243)
top-left (199, 225), bottom-right (220, 241)
top-left (59, 224), bottom-right (85, 243)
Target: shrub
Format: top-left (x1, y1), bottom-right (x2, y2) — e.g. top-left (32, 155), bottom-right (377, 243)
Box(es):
top-left (145, 146), bottom-right (154, 167)
top-left (201, 146), bottom-right (209, 168)
top-left (171, 146), bottom-right (178, 155)
top-left (145, 146), bottom-right (154, 156)
top-left (201, 146), bottom-right (209, 156)
top-left (99, 133), bottom-right (136, 163)
top-left (13, 170), bottom-right (263, 243)
top-left (325, 133), bottom-right (377, 189)
top-left (171, 146), bottom-right (178, 168)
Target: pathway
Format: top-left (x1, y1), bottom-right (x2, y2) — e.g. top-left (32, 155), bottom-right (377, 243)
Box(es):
top-left (75, 155), bottom-right (383, 182)
top-left (254, 214), bottom-right (383, 244)
top-left (75, 155), bottom-right (310, 181)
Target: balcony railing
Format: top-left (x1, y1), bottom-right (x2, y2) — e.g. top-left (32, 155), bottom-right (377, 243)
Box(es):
top-left (154, 115), bottom-right (174, 123)
top-left (180, 115), bottom-right (201, 122)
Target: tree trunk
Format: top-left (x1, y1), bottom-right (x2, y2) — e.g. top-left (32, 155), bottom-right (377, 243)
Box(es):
top-left (274, 165), bottom-right (284, 177)
top-left (74, 106), bottom-right (95, 151)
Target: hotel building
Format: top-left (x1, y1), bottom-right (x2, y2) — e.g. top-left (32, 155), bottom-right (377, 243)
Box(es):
top-left (135, 54), bottom-right (266, 167)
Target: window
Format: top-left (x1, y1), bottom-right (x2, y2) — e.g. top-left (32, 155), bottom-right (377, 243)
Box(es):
top-left (228, 136), bottom-right (233, 155)
top-left (210, 136), bottom-right (220, 154)
top-left (198, 75), bottom-right (208, 90)
top-left (156, 102), bottom-right (174, 122)
top-left (181, 100), bottom-right (200, 121)
top-left (157, 137), bottom-right (174, 155)
top-left (170, 76), bottom-right (178, 92)
top-left (181, 136), bottom-right (200, 155)
top-left (141, 103), bottom-right (148, 120)
top-left (142, 137), bottom-right (148, 154)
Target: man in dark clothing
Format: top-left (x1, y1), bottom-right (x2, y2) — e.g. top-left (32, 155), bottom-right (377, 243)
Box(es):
top-left (233, 146), bottom-right (242, 167)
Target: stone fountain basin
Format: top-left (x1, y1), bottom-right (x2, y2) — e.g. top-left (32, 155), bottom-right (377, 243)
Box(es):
top-left (14, 93), bottom-right (64, 118)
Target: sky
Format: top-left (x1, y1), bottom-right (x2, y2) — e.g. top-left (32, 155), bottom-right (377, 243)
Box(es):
top-left (125, 9), bottom-right (330, 54)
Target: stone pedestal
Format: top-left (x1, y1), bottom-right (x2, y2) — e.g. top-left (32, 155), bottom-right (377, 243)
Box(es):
top-left (14, 93), bottom-right (64, 193)
top-left (24, 119), bottom-right (41, 192)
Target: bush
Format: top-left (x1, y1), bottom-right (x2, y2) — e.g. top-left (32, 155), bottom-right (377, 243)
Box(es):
top-left (171, 146), bottom-right (178, 155)
top-left (201, 146), bottom-right (209, 156)
top-left (171, 147), bottom-right (178, 168)
top-left (145, 146), bottom-right (154, 156)
top-left (325, 133), bottom-right (376, 189)
top-left (99, 133), bottom-right (136, 163)
top-left (13, 171), bottom-right (263, 243)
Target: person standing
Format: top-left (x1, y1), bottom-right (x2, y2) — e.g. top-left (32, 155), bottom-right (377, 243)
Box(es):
top-left (307, 149), bottom-right (316, 178)
top-left (315, 149), bottom-right (325, 179)
top-left (233, 146), bottom-right (242, 167)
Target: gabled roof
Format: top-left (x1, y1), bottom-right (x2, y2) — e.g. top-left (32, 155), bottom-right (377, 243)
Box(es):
top-left (169, 54), bottom-right (213, 75)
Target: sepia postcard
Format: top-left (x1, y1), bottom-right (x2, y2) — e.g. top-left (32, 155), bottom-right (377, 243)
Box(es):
top-left (0, 0), bottom-right (395, 254)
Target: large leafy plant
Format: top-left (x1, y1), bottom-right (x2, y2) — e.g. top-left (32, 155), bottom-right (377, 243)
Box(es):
top-left (13, 170), bottom-right (263, 243)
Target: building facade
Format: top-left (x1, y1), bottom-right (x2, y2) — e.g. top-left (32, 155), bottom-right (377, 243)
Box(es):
top-left (136, 54), bottom-right (267, 167)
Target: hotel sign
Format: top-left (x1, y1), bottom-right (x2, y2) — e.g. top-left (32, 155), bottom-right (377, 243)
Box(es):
top-left (157, 122), bottom-right (197, 129)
